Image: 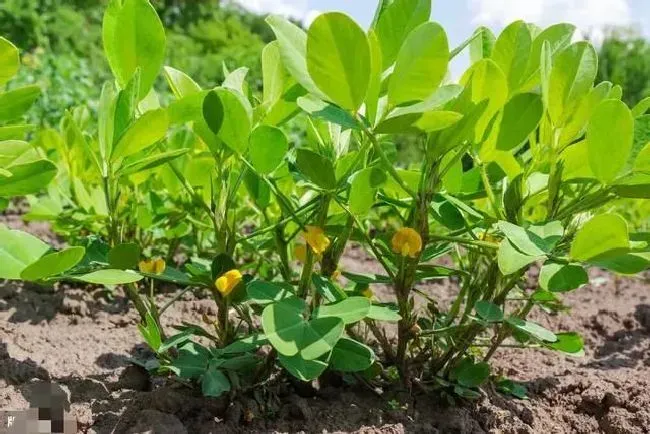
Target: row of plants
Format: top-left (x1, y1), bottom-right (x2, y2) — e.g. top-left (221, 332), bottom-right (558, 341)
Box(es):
top-left (1, 0), bottom-right (648, 400)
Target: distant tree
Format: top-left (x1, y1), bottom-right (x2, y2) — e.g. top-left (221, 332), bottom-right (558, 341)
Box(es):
top-left (596, 28), bottom-right (650, 107)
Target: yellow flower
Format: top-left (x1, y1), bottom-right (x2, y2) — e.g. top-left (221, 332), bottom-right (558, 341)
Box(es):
top-left (215, 269), bottom-right (242, 297)
top-left (303, 226), bottom-right (330, 255)
top-left (138, 257), bottom-right (166, 274)
top-left (331, 269), bottom-right (342, 281)
top-left (294, 244), bottom-right (308, 263)
top-left (391, 227), bottom-right (422, 258)
top-left (361, 287), bottom-right (373, 299)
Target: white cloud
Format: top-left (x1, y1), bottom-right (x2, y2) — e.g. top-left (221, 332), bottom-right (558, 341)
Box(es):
top-left (469, 0), bottom-right (631, 43)
top-left (233, 0), bottom-right (317, 23)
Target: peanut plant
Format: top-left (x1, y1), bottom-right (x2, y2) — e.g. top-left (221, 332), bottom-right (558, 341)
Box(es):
top-left (1, 0), bottom-right (648, 400)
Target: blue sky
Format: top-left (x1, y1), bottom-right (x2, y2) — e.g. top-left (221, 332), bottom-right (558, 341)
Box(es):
top-left (238, 0), bottom-right (650, 77)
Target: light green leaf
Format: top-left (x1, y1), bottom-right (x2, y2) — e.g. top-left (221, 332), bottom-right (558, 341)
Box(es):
top-left (498, 239), bottom-right (543, 275)
top-left (547, 42), bottom-right (597, 126)
top-left (330, 337), bottom-right (375, 372)
top-left (559, 81), bottom-right (612, 146)
top-left (164, 66), bottom-right (201, 98)
top-left (587, 99), bottom-right (634, 184)
top-left (0, 85), bottom-right (41, 122)
top-left (313, 296), bottom-right (371, 325)
top-left (306, 12), bottom-right (370, 111)
top-left (520, 23), bottom-right (576, 91)
top-left (119, 149), bottom-right (190, 176)
top-left (103, 0), bottom-right (166, 100)
top-left (470, 26), bottom-right (496, 64)
top-left (74, 269), bottom-right (144, 285)
top-left (249, 125), bottom-right (288, 175)
top-left (21, 246), bottom-right (85, 281)
top-left (112, 109), bottom-right (169, 160)
top-left (0, 160), bottom-right (57, 197)
top-left (389, 22), bottom-right (449, 106)
top-left (498, 221), bottom-right (546, 256)
top-left (506, 317), bottom-right (557, 342)
top-left (632, 96), bottom-right (650, 117)
top-left (366, 31), bottom-right (383, 126)
top-left (570, 214), bottom-right (629, 262)
top-left (265, 15), bottom-right (324, 99)
top-left (0, 225), bottom-right (50, 279)
top-left (539, 262), bottom-right (588, 292)
top-left (0, 37), bottom-right (20, 86)
top-left (297, 95), bottom-right (360, 130)
top-left (349, 167), bottom-right (387, 215)
top-left (372, 0), bottom-right (430, 69)
top-left (367, 304), bottom-right (402, 322)
top-left (491, 21), bottom-right (532, 92)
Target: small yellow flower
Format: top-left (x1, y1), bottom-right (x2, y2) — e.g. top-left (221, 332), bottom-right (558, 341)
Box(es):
top-left (331, 269), bottom-right (342, 281)
top-left (138, 257), bottom-right (166, 274)
top-left (294, 244), bottom-right (308, 263)
top-left (215, 269), bottom-right (242, 297)
top-left (391, 227), bottom-right (422, 258)
top-left (361, 287), bottom-right (373, 299)
top-left (303, 226), bottom-right (330, 255)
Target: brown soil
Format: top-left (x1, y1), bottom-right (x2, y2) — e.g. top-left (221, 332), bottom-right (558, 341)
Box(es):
top-left (1, 215), bottom-right (649, 433)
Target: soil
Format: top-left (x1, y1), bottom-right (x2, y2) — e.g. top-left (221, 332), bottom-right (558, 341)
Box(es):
top-left (1, 213), bottom-right (649, 433)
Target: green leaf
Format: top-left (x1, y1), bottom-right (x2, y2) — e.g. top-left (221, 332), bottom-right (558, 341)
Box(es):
top-left (587, 99), bottom-right (634, 184)
top-left (249, 125), bottom-right (288, 175)
top-left (365, 31), bottom-right (383, 126)
top-left (491, 21), bottom-right (532, 92)
top-left (306, 12), bottom-right (370, 111)
top-left (107, 243), bottom-right (141, 270)
top-left (111, 109), bottom-right (169, 160)
top-left (330, 337), bottom-right (376, 372)
top-left (313, 296), bottom-right (371, 325)
top-left (202, 88), bottom-right (252, 154)
top-left (219, 334), bottom-right (269, 355)
top-left (372, 0), bottom-right (430, 70)
top-left (591, 252), bottom-right (650, 275)
top-left (632, 96), bottom-right (650, 117)
top-left (546, 332), bottom-right (584, 356)
top-left (20, 246), bottom-right (85, 281)
top-left (570, 214), bottom-right (629, 262)
top-left (164, 66), bottom-right (201, 98)
top-left (103, 0), bottom-right (166, 100)
top-left (74, 269), bottom-right (144, 285)
top-left (548, 42), bottom-right (597, 126)
top-left (278, 353), bottom-right (328, 381)
top-left (0, 85), bottom-right (41, 122)
top-left (262, 300), bottom-right (344, 360)
top-left (297, 95), bottom-right (359, 130)
top-left (389, 22), bottom-right (449, 106)
top-left (0, 37), bottom-right (19, 86)
top-left (474, 300), bottom-right (503, 322)
top-left (341, 271), bottom-right (391, 284)
top-left (539, 262), bottom-right (588, 292)
top-left (294, 148), bottom-right (336, 189)
top-left (367, 304), bottom-right (402, 322)
top-left (265, 15), bottom-right (324, 99)
top-left (0, 160), bottom-right (57, 197)
top-left (506, 317), bottom-right (557, 342)
top-left (311, 275), bottom-right (347, 303)
top-left (455, 360), bottom-right (490, 388)
top-left (170, 342), bottom-right (209, 379)
top-left (0, 226), bottom-right (50, 279)
top-left (138, 311), bottom-right (162, 352)
top-left (202, 366), bottom-right (231, 397)
top-left (495, 93), bottom-right (543, 151)
top-left (349, 167), bottom-right (387, 216)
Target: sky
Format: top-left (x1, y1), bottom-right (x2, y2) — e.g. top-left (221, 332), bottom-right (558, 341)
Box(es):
top-left (235, 0), bottom-right (650, 78)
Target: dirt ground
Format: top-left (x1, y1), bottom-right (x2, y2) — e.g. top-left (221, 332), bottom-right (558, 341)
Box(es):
top-left (1, 213), bottom-right (649, 433)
